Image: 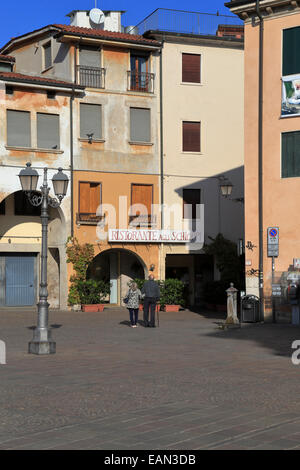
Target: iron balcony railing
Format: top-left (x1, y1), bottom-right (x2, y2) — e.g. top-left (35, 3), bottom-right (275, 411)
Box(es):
top-left (76, 213), bottom-right (104, 225)
top-left (127, 71), bottom-right (155, 93)
top-left (129, 8), bottom-right (243, 37)
top-left (76, 66), bottom-right (105, 89)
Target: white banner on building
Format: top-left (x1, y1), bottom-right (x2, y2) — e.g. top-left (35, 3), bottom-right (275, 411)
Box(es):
top-left (282, 74), bottom-right (300, 116)
top-left (108, 229), bottom-right (203, 243)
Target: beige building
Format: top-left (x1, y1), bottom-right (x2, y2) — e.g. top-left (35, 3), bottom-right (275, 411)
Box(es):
top-left (144, 12), bottom-right (244, 305)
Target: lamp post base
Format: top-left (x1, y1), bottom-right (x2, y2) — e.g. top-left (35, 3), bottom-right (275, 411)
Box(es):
top-left (28, 340), bottom-right (56, 355)
top-left (28, 327), bottom-right (56, 355)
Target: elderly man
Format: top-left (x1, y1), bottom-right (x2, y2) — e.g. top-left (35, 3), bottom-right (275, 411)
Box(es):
top-left (141, 274), bottom-right (160, 327)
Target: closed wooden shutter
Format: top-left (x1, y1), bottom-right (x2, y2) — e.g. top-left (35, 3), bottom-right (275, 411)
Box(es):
top-left (79, 182), bottom-right (101, 220)
top-left (7, 110), bottom-right (31, 148)
top-left (80, 103), bottom-right (102, 139)
top-left (182, 121), bottom-right (200, 152)
top-left (37, 113), bottom-right (59, 149)
top-left (283, 27), bottom-right (300, 76)
top-left (183, 189), bottom-right (201, 219)
top-left (182, 53), bottom-right (201, 83)
top-left (282, 131), bottom-right (300, 178)
top-left (131, 184), bottom-right (152, 225)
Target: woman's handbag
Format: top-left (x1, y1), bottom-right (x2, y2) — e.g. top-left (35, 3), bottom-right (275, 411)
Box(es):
top-left (123, 296), bottom-right (129, 304)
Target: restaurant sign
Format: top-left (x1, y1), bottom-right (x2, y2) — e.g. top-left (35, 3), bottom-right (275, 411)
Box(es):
top-left (108, 229), bottom-right (203, 243)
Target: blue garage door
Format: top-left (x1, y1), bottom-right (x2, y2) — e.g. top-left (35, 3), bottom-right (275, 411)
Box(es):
top-left (5, 255), bottom-right (35, 306)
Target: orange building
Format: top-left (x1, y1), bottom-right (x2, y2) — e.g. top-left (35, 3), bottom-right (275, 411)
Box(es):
top-left (226, 0), bottom-right (300, 321)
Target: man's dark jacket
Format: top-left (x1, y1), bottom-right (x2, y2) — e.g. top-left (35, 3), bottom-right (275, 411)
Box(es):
top-left (142, 280), bottom-right (160, 300)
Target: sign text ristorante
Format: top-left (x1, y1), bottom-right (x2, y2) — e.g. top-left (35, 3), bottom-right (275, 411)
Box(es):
top-left (108, 229), bottom-right (199, 243)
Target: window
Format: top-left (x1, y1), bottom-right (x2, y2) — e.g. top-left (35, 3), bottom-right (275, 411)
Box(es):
top-left (78, 47), bottom-right (104, 88)
top-left (78, 182), bottom-right (101, 223)
top-left (130, 108), bottom-right (151, 143)
top-left (7, 110), bottom-right (31, 147)
top-left (183, 189), bottom-right (201, 219)
top-left (0, 199), bottom-right (5, 215)
top-left (14, 191), bottom-right (41, 216)
top-left (47, 90), bottom-right (56, 100)
top-left (182, 53), bottom-right (201, 83)
top-left (80, 103), bottom-right (102, 140)
top-left (6, 86), bottom-right (13, 95)
top-left (130, 184), bottom-right (153, 226)
top-left (282, 131), bottom-right (300, 178)
top-left (79, 46), bottom-right (101, 67)
top-left (37, 113), bottom-right (59, 149)
top-left (129, 51), bottom-right (152, 92)
top-left (283, 27), bottom-right (300, 76)
top-left (43, 42), bottom-right (52, 70)
top-left (182, 121), bottom-right (201, 152)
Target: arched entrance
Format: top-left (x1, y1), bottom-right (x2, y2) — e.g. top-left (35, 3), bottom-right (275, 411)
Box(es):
top-left (87, 248), bottom-right (148, 305)
top-left (0, 190), bottom-right (68, 308)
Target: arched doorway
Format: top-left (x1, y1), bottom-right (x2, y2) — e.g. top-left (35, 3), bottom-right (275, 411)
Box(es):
top-left (87, 248), bottom-right (148, 305)
top-left (0, 190), bottom-right (68, 308)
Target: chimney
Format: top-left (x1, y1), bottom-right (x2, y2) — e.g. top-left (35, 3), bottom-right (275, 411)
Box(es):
top-left (66, 9), bottom-right (124, 32)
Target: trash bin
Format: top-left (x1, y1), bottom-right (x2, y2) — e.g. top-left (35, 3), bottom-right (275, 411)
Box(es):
top-left (241, 295), bottom-right (260, 322)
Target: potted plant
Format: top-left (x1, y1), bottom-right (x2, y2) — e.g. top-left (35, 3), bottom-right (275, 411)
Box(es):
top-left (76, 279), bottom-right (111, 312)
top-left (159, 279), bottom-right (184, 312)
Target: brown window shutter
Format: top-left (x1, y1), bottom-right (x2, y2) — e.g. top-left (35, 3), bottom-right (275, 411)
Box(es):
top-left (79, 182), bottom-right (101, 214)
top-left (182, 122), bottom-right (201, 152)
top-left (182, 54), bottom-right (201, 83)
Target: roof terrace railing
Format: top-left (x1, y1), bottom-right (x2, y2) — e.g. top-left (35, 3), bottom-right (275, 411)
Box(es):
top-left (128, 8), bottom-right (243, 37)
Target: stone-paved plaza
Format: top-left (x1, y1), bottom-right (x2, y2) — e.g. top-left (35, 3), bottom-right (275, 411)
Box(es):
top-left (1, 307), bottom-right (300, 450)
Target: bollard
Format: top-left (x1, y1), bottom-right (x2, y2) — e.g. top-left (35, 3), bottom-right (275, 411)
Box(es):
top-left (225, 283), bottom-right (239, 325)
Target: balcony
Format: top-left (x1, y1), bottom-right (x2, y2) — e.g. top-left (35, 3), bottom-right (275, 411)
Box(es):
top-left (76, 213), bottom-right (104, 225)
top-left (76, 66), bottom-right (105, 89)
top-left (128, 214), bottom-right (157, 228)
top-left (127, 71), bottom-right (155, 93)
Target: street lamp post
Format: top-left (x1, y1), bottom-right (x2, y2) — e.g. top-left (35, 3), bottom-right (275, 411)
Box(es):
top-left (18, 163), bottom-right (69, 355)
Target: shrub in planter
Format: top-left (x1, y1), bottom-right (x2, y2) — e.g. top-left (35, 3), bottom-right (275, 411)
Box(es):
top-left (76, 279), bottom-right (111, 311)
top-left (159, 279), bottom-right (184, 311)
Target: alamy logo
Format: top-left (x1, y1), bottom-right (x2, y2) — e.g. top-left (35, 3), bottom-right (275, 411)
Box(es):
top-left (0, 340), bottom-right (6, 365)
top-left (291, 340), bottom-right (300, 365)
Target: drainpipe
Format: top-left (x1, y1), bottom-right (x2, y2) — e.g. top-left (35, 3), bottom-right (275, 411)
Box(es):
top-left (256, 0), bottom-right (264, 321)
top-left (159, 43), bottom-right (164, 281)
top-left (70, 89), bottom-right (74, 238)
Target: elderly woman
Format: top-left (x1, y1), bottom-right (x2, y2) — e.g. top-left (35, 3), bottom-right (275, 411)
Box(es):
top-left (124, 282), bottom-right (142, 328)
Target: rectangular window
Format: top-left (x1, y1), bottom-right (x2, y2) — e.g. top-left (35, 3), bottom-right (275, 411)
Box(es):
top-left (7, 110), bottom-right (31, 148)
top-left (14, 191), bottom-right (41, 216)
top-left (183, 189), bottom-right (201, 219)
top-left (79, 47), bottom-right (101, 67)
top-left (43, 42), bottom-right (52, 70)
top-left (37, 113), bottom-right (60, 149)
top-left (130, 184), bottom-right (153, 226)
top-left (78, 182), bottom-right (101, 223)
top-left (283, 27), bottom-right (300, 76)
top-left (182, 121), bottom-right (201, 152)
top-left (129, 51), bottom-right (151, 92)
top-left (282, 131), bottom-right (300, 178)
top-left (130, 108), bottom-right (151, 143)
top-left (80, 103), bottom-right (102, 140)
top-left (182, 53), bottom-right (201, 83)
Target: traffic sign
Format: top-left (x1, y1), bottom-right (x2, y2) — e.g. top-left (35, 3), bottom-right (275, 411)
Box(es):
top-left (267, 227), bottom-right (279, 257)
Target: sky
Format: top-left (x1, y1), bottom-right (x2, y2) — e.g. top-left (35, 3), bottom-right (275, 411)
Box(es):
top-left (0, 0), bottom-right (235, 49)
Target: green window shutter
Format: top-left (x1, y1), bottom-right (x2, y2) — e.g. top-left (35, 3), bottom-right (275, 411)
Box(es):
top-left (80, 103), bottom-right (102, 140)
top-left (7, 110), bottom-right (31, 147)
top-left (282, 131), bottom-right (300, 177)
top-left (283, 27), bottom-right (300, 76)
top-left (37, 113), bottom-right (60, 149)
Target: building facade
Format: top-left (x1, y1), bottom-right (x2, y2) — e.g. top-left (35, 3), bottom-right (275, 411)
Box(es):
top-left (142, 10), bottom-right (244, 306)
top-left (226, 0), bottom-right (300, 321)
